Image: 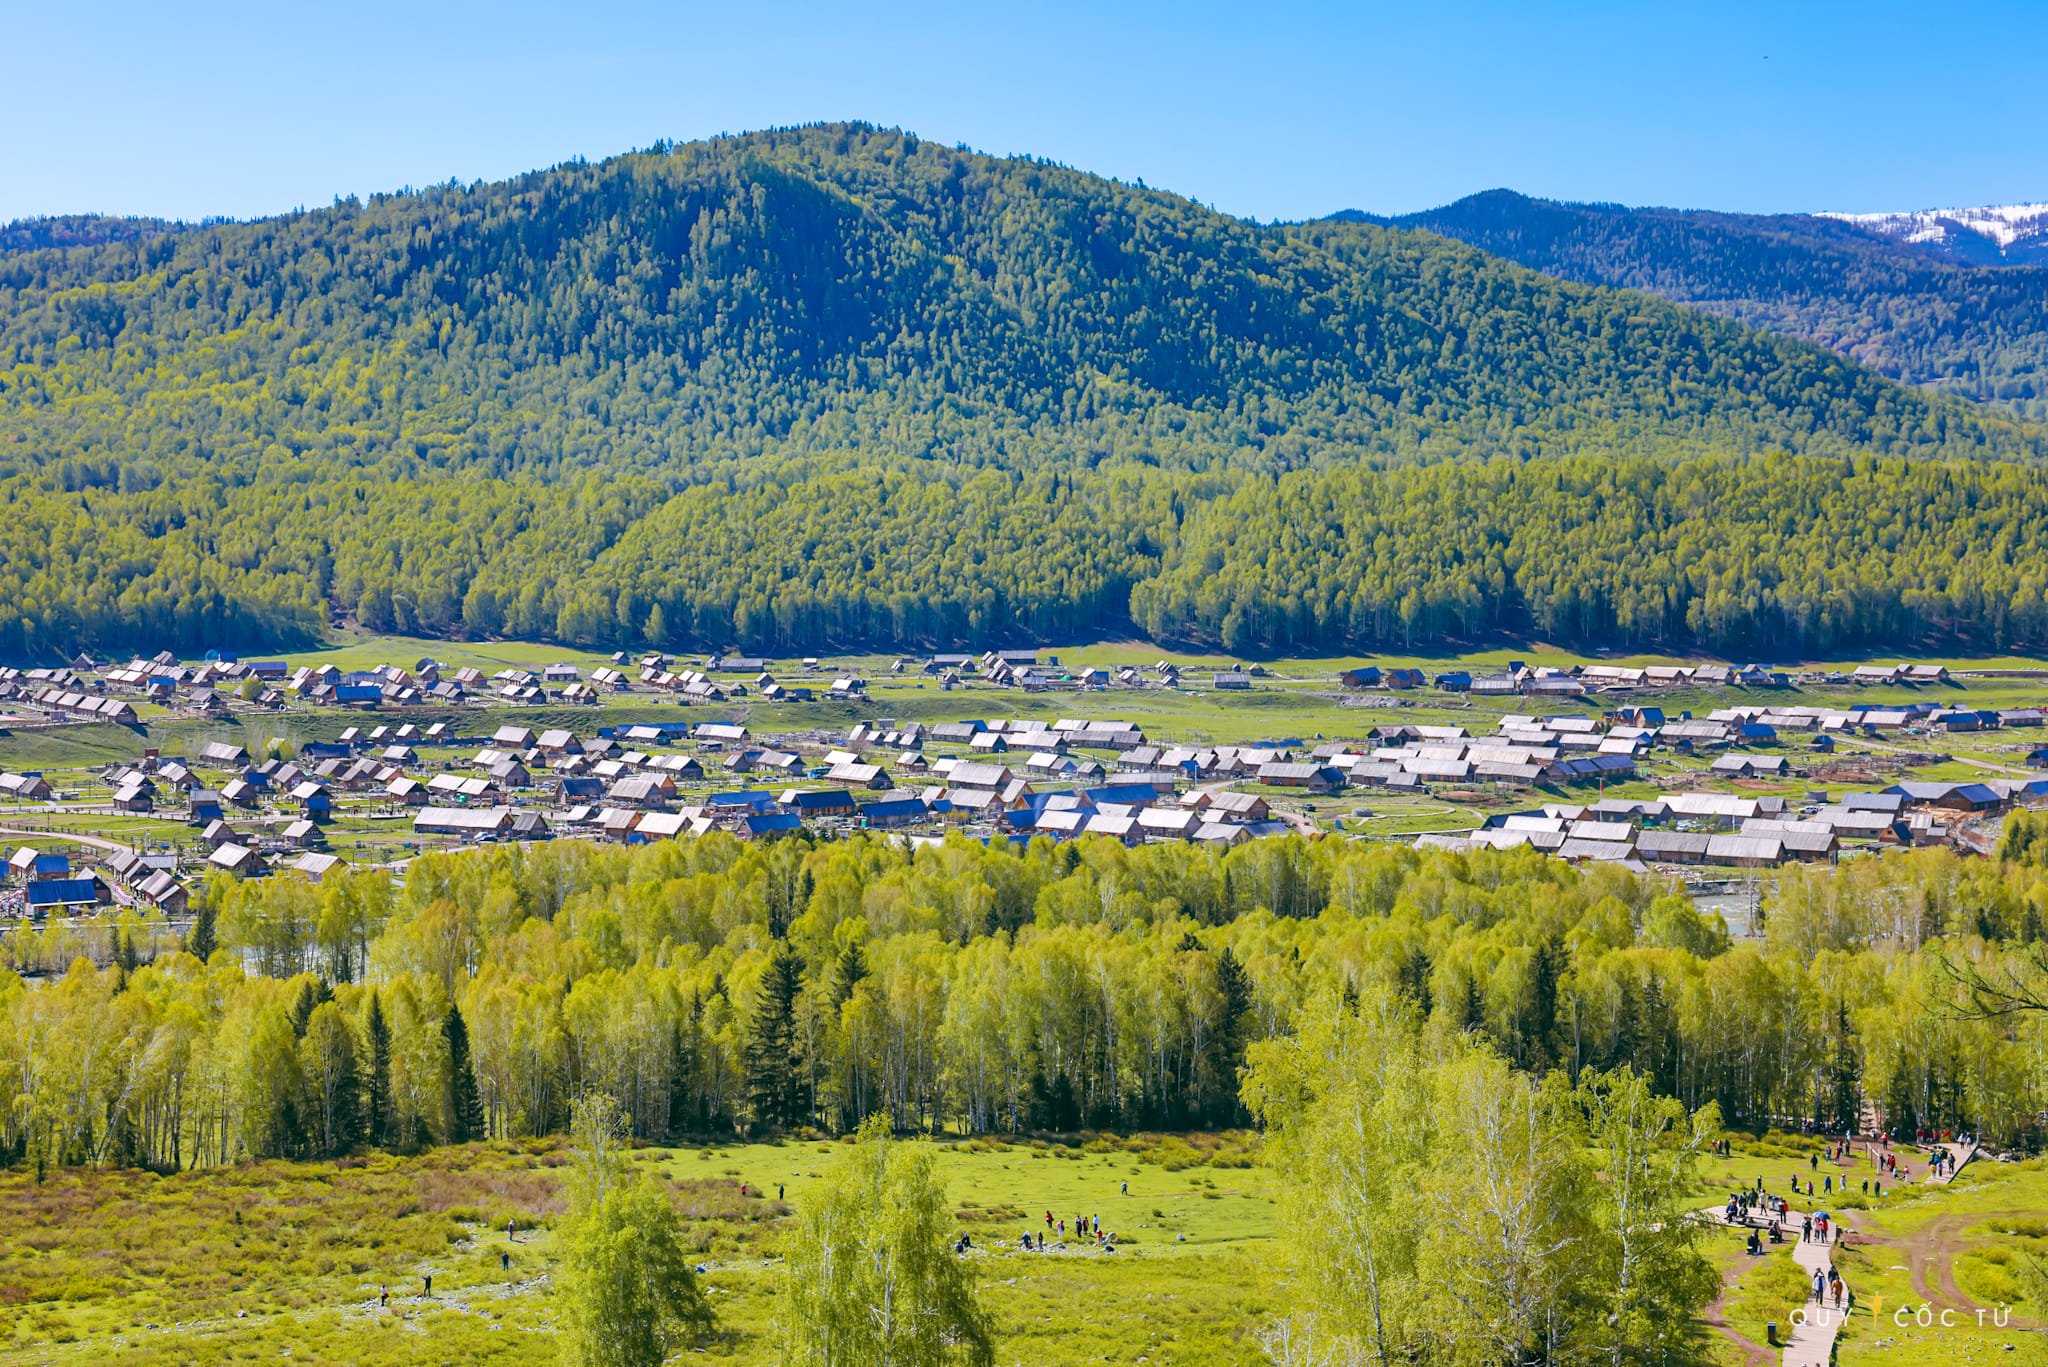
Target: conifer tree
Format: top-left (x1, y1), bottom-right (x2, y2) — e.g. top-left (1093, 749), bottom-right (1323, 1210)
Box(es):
top-left (363, 991), bottom-right (393, 1146)
top-left (1827, 1003), bottom-right (1862, 1133)
top-left (1523, 937), bottom-right (1563, 1073)
top-left (1208, 945), bottom-right (1254, 1125)
top-left (829, 939), bottom-right (869, 1009)
top-left (745, 946), bottom-right (807, 1132)
top-left (666, 1025), bottom-right (694, 1140)
top-left (186, 900), bottom-right (217, 961)
top-left (445, 1003), bottom-right (486, 1142)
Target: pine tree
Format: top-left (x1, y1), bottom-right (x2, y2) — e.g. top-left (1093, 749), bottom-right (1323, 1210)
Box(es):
top-left (1641, 973), bottom-right (1679, 1099)
top-left (1395, 946), bottom-right (1432, 1017)
top-left (744, 946), bottom-right (807, 1133)
top-left (290, 983), bottom-right (317, 1037)
top-left (363, 991), bottom-right (393, 1147)
top-left (1826, 1003), bottom-right (1861, 1133)
top-left (1026, 1068), bottom-right (1052, 1131)
top-left (829, 939), bottom-right (869, 1008)
top-left (1523, 937), bottom-right (1562, 1073)
top-left (1460, 972), bottom-right (1486, 1035)
top-left (445, 1003), bottom-right (486, 1143)
top-left (1208, 945), bottom-right (1254, 1125)
top-left (1608, 977), bottom-right (1641, 1074)
top-left (1048, 1074), bottom-right (1080, 1132)
top-left (186, 900), bottom-right (217, 961)
top-left (666, 1025), bottom-right (696, 1140)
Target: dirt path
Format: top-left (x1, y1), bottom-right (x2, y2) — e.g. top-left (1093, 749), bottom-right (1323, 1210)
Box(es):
top-left (1850, 737), bottom-right (2030, 777)
top-left (0, 824), bottom-right (133, 854)
top-left (1902, 1211), bottom-right (1983, 1312)
top-left (1699, 1256), bottom-right (1780, 1367)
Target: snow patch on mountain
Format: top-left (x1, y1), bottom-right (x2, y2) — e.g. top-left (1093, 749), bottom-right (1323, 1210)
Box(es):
top-left (1819, 203), bottom-right (2048, 256)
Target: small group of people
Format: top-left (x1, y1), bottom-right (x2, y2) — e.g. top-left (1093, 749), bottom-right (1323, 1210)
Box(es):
top-left (1021, 1207), bottom-right (1116, 1252)
top-left (1043, 1210), bottom-right (1102, 1240)
top-left (1812, 1263), bottom-right (1847, 1309)
top-left (1799, 1212), bottom-right (1839, 1245)
top-left (1726, 1188), bottom-right (1787, 1223)
top-left (1728, 1188), bottom-right (1794, 1250)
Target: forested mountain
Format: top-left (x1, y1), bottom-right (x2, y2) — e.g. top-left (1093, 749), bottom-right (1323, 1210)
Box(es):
top-left (0, 125), bottom-right (2042, 657)
top-left (1357, 190), bottom-right (2048, 420)
top-left (0, 214), bottom-right (196, 255)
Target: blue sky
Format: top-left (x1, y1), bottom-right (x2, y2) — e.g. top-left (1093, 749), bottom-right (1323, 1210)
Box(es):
top-left (5, 0), bottom-right (2043, 225)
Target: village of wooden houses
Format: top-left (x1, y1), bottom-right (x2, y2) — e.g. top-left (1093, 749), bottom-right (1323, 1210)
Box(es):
top-left (2, 642), bottom-right (2045, 939)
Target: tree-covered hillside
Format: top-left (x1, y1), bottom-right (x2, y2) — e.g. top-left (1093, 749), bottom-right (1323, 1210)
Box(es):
top-left (1358, 190), bottom-right (2048, 421)
top-left (0, 125), bottom-right (2041, 657)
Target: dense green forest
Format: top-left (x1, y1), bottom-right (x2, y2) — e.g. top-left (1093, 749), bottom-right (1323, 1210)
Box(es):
top-left (0, 125), bottom-right (2043, 657)
top-left (4, 446), bottom-right (2048, 656)
top-left (1359, 190), bottom-right (2048, 421)
top-left (3, 832), bottom-right (2041, 1169)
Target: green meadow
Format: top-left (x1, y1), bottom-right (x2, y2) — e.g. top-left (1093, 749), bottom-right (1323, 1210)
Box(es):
top-left (10, 1129), bottom-right (2048, 1367)
top-left (0, 1132), bottom-right (1278, 1367)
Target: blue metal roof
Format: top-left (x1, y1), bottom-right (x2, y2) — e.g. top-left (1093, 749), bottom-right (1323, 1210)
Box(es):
top-left (860, 799), bottom-right (928, 821)
top-left (741, 812), bottom-right (805, 834)
top-left (785, 789), bottom-right (856, 811)
top-left (27, 878), bottom-right (99, 906)
top-left (1080, 785), bottom-right (1159, 806)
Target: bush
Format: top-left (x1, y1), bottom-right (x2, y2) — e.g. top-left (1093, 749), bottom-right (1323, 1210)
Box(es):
top-left (1736, 1253), bottom-right (1814, 1335)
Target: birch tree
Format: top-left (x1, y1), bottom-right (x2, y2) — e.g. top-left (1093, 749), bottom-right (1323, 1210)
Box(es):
top-left (556, 1093), bottom-right (711, 1367)
top-left (1242, 989), bottom-right (1430, 1367)
top-left (780, 1113), bottom-right (994, 1367)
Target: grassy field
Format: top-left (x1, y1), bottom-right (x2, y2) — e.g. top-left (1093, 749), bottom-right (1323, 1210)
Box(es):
top-left (8, 1127), bottom-right (2048, 1367)
top-left (0, 1132), bottom-right (1277, 1367)
top-left (249, 626), bottom-right (2048, 678)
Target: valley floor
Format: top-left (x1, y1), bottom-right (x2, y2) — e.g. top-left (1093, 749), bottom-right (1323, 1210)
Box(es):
top-left (6, 1130), bottom-right (2048, 1366)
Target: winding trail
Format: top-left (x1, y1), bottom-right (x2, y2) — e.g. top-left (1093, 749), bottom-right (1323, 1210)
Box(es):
top-left (1780, 1216), bottom-right (1848, 1367)
top-left (0, 824), bottom-right (133, 855)
top-left (1708, 1202), bottom-right (1849, 1367)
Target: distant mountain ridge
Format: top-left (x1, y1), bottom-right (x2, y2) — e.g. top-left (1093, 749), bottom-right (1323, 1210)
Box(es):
top-left (1344, 191), bottom-right (2048, 419)
top-left (1820, 203), bottom-right (2048, 265)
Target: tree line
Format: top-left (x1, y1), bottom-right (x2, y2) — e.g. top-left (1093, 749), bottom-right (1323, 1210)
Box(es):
top-left (3, 829), bottom-right (2044, 1174)
top-left (9, 446), bottom-right (2048, 655)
